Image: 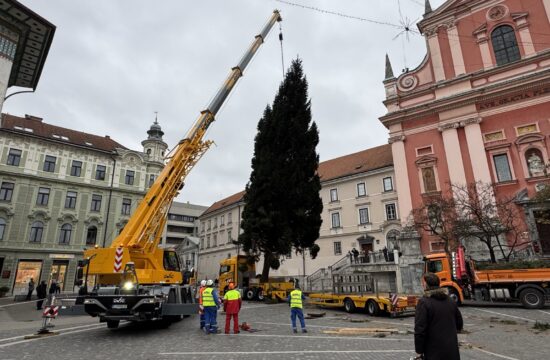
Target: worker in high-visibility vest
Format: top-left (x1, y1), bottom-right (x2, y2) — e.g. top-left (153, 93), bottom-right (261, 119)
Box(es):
top-left (223, 281), bottom-right (242, 334)
top-left (288, 285), bottom-right (307, 333)
top-left (202, 279), bottom-right (221, 334)
top-left (197, 280), bottom-right (207, 330)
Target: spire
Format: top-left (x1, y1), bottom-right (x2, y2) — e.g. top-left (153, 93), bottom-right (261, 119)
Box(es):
top-left (425, 0), bottom-right (432, 15)
top-left (385, 54), bottom-right (395, 80)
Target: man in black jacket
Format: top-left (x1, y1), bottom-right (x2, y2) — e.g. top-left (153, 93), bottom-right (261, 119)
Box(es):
top-left (414, 272), bottom-right (463, 360)
top-left (35, 281), bottom-right (47, 310)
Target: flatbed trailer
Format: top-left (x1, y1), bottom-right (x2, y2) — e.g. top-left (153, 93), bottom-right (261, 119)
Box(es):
top-left (307, 292), bottom-right (418, 317)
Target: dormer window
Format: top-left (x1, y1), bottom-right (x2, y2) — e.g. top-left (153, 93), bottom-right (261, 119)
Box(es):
top-left (491, 25), bottom-right (520, 66)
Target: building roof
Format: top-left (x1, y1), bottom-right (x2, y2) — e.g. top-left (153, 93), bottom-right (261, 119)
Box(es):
top-left (202, 144), bottom-right (393, 216)
top-left (0, 0), bottom-right (56, 89)
top-left (202, 190), bottom-right (245, 217)
top-left (318, 144), bottom-right (393, 182)
top-left (1, 113), bottom-right (126, 152)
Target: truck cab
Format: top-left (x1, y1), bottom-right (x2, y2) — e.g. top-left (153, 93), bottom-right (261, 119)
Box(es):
top-left (424, 252), bottom-right (464, 303)
top-left (218, 255), bottom-right (255, 295)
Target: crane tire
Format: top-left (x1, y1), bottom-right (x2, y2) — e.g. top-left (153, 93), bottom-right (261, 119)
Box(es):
top-left (344, 298), bottom-right (356, 313)
top-left (520, 288), bottom-right (545, 309)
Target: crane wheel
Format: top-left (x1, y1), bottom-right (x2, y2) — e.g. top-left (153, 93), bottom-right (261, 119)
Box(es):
top-left (344, 298), bottom-right (356, 313)
top-left (366, 300), bottom-right (380, 316)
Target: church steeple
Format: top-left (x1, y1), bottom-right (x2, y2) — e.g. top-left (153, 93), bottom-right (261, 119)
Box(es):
top-left (425, 0), bottom-right (433, 15)
top-left (385, 54), bottom-right (395, 80)
top-left (142, 113), bottom-right (168, 163)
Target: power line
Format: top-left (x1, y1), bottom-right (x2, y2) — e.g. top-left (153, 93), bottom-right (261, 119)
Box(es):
top-left (273, 0), bottom-right (405, 30)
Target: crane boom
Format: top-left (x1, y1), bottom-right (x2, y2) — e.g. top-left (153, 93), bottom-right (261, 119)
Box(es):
top-left (113, 10), bottom-right (281, 251)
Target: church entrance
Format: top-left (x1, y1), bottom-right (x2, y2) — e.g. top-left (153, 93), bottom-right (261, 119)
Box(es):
top-left (535, 210), bottom-right (550, 255)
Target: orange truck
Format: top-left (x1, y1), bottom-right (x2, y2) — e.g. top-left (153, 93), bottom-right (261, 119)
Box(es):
top-left (425, 247), bottom-right (550, 309)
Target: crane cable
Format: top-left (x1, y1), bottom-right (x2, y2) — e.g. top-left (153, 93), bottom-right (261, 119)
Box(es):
top-left (278, 21), bottom-right (285, 78)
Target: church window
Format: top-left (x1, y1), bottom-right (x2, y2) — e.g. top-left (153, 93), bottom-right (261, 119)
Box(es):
top-left (491, 25), bottom-right (520, 66)
top-left (493, 153), bottom-right (513, 182)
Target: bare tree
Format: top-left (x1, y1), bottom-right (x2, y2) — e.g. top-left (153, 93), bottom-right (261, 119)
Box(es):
top-left (411, 193), bottom-right (459, 258)
top-left (452, 182), bottom-right (529, 263)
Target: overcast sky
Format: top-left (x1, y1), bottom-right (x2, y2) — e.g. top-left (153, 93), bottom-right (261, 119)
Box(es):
top-left (5, 0), bottom-right (445, 207)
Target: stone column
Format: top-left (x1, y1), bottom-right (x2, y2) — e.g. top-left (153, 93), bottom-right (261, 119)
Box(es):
top-left (462, 118), bottom-right (492, 184)
top-left (389, 135), bottom-right (412, 224)
top-left (439, 123), bottom-right (467, 186)
top-left (427, 31), bottom-right (446, 82)
top-left (447, 23), bottom-right (466, 76)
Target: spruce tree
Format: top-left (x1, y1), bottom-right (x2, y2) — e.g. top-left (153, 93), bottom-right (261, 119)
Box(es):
top-left (239, 59), bottom-right (323, 281)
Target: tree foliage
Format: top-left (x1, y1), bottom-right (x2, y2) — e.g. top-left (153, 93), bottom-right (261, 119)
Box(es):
top-left (239, 59), bottom-right (323, 281)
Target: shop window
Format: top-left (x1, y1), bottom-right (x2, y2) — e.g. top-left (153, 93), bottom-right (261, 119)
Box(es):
top-left (59, 223), bottom-right (72, 244)
top-left (0, 218), bottom-right (5, 240)
top-left (493, 153), bottom-right (513, 182)
top-left (13, 260), bottom-right (42, 296)
top-left (492, 25), bottom-right (520, 66)
top-left (86, 226), bottom-right (98, 245)
top-left (0, 182), bottom-right (14, 201)
top-left (29, 222), bottom-right (44, 243)
top-left (422, 167), bottom-right (438, 192)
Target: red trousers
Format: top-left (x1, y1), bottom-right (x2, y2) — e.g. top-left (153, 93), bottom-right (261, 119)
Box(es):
top-left (225, 313), bottom-right (239, 333)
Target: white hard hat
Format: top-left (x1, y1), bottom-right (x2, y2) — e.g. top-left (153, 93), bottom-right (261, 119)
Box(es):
top-left (206, 279), bottom-right (214, 286)
top-left (200, 280), bottom-right (207, 287)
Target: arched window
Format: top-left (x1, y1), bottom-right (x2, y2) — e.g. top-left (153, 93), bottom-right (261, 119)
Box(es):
top-left (0, 218), bottom-right (6, 240)
top-left (29, 221), bottom-right (44, 243)
top-left (59, 223), bottom-right (72, 244)
top-left (386, 230), bottom-right (401, 250)
top-left (491, 25), bottom-right (520, 65)
top-left (86, 226), bottom-right (98, 245)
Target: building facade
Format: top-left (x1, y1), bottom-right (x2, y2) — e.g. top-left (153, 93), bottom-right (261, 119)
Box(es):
top-left (197, 145), bottom-right (401, 282)
top-left (380, 0), bottom-right (550, 256)
top-left (0, 114), bottom-right (166, 295)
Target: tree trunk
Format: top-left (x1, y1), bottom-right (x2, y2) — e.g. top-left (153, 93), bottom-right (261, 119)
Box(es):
top-left (261, 252), bottom-right (272, 282)
top-left (481, 238), bottom-right (497, 263)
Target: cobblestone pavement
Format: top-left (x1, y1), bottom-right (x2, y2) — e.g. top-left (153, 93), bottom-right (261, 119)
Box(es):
top-left (0, 301), bottom-right (549, 360)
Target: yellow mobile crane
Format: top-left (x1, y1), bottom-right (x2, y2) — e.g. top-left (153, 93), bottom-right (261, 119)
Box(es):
top-left (67, 10), bottom-right (282, 329)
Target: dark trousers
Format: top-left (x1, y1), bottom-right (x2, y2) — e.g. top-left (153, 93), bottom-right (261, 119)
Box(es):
top-left (291, 308), bottom-right (306, 329)
top-left (199, 312), bottom-right (205, 329)
top-left (36, 299), bottom-right (44, 310)
top-left (225, 313), bottom-right (239, 333)
top-left (204, 306), bottom-right (218, 333)
top-left (26, 290), bottom-right (33, 301)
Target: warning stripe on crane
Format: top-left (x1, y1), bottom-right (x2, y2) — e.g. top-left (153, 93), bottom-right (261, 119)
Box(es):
top-left (390, 293), bottom-right (399, 306)
top-left (42, 306), bottom-right (59, 318)
top-left (114, 247), bottom-right (123, 273)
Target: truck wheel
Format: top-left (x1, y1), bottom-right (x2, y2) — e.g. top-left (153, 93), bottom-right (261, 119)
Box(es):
top-left (447, 288), bottom-right (461, 305)
top-left (520, 288), bottom-right (545, 309)
top-left (366, 300), bottom-right (380, 316)
top-left (107, 320), bottom-right (119, 329)
top-left (344, 298), bottom-right (356, 313)
top-left (246, 289), bottom-right (256, 301)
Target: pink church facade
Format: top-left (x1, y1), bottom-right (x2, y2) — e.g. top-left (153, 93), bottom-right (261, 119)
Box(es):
top-left (380, 0), bottom-right (550, 256)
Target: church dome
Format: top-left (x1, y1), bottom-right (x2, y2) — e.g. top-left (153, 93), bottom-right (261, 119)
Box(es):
top-left (147, 120), bottom-right (164, 140)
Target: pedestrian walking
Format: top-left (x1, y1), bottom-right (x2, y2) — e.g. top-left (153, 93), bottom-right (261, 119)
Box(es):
top-left (351, 248), bottom-right (359, 264)
top-left (197, 280), bottom-right (206, 330)
top-left (201, 279), bottom-right (221, 334)
top-left (36, 281), bottom-right (47, 310)
top-left (347, 250), bottom-right (353, 263)
top-left (223, 281), bottom-right (242, 334)
top-left (48, 281), bottom-right (58, 295)
top-left (288, 285), bottom-right (307, 333)
top-left (414, 272), bottom-right (463, 360)
top-left (26, 278), bottom-right (35, 301)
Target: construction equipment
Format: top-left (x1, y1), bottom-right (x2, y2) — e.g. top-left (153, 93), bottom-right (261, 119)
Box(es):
top-left (426, 246), bottom-right (550, 309)
top-left (218, 255), bottom-right (295, 301)
top-left (64, 10), bottom-right (283, 328)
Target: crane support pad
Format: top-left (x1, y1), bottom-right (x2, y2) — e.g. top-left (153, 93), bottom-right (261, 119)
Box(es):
top-left (161, 303), bottom-right (199, 316)
top-left (59, 305), bottom-right (87, 316)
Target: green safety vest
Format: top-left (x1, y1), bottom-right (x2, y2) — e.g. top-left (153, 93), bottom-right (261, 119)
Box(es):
top-left (224, 289), bottom-right (241, 301)
top-left (202, 287), bottom-right (216, 307)
top-left (290, 289), bottom-right (303, 309)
